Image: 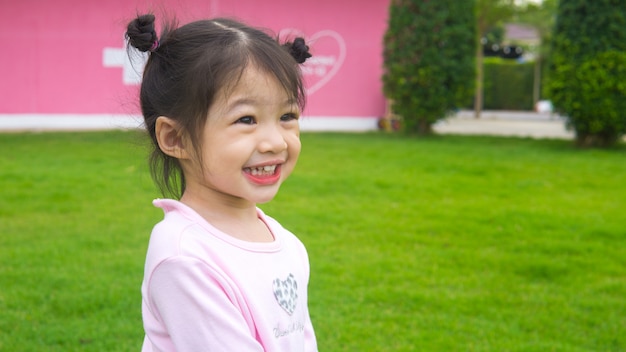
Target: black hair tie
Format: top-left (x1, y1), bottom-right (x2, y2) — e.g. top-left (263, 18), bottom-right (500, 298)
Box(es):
top-left (288, 37), bottom-right (312, 64)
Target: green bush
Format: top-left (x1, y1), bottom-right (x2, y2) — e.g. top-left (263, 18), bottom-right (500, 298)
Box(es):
top-left (483, 58), bottom-right (535, 110)
top-left (561, 51), bottom-right (626, 145)
top-left (547, 0), bottom-right (626, 147)
top-left (383, 0), bottom-right (475, 135)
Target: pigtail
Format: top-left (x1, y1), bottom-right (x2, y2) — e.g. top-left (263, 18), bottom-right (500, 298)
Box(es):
top-left (284, 37), bottom-right (312, 64)
top-left (126, 14), bottom-right (159, 52)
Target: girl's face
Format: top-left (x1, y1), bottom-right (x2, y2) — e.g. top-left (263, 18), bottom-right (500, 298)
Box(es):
top-left (182, 64), bottom-right (301, 207)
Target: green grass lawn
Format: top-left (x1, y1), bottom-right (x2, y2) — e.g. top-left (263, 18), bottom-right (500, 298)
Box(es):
top-left (0, 130), bottom-right (624, 351)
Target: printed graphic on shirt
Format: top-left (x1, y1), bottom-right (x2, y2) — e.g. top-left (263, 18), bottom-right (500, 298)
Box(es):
top-left (272, 273), bottom-right (298, 315)
top-left (273, 320), bottom-right (305, 338)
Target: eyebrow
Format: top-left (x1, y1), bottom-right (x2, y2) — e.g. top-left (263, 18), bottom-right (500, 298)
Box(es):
top-left (227, 96), bottom-right (298, 109)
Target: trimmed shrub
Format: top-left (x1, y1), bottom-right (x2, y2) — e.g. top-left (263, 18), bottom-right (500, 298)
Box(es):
top-left (383, 0), bottom-right (476, 135)
top-left (547, 0), bottom-right (626, 147)
top-left (483, 58), bottom-right (535, 111)
top-left (559, 51), bottom-right (626, 145)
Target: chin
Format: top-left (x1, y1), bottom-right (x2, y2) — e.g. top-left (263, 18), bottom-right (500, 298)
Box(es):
top-left (255, 194), bottom-right (279, 204)
top-left (252, 189), bottom-right (281, 204)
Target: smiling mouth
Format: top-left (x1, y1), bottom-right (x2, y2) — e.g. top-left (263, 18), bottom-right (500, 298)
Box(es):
top-left (243, 164), bottom-right (282, 185)
top-left (244, 165), bottom-right (278, 176)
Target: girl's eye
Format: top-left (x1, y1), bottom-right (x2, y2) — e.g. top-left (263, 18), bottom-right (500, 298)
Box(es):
top-left (236, 116), bottom-right (256, 124)
top-left (280, 113), bottom-right (299, 122)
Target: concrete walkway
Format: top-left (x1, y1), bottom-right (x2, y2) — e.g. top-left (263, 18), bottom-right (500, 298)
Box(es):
top-left (435, 110), bottom-right (573, 139)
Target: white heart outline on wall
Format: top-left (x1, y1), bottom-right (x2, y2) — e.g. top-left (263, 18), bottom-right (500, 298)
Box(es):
top-left (280, 28), bottom-right (347, 95)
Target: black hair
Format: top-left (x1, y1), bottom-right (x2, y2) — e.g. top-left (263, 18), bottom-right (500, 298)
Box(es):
top-left (125, 14), bottom-right (311, 198)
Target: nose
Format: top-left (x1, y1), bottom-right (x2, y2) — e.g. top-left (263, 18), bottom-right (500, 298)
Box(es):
top-left (258, 123), bottom-right (288, 153)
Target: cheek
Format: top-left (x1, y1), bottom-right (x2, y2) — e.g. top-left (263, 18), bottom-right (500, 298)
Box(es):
top-left (288, 134), bottom-right (302, 160)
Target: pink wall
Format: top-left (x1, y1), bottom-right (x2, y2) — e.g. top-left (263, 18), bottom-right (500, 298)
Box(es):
top-left (0, 0), bottom-right (388, 119)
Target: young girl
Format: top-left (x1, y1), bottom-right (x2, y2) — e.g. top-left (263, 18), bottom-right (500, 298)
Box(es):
top-left (125, 14), bottom-right (316, 351)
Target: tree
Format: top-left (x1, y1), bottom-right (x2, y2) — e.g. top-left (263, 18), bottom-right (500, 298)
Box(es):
top-left (513, 0), bottom-right (558, 105)
top-left (546, 0), bottom-right (626, 147)
top-left (383, 0), bottom-right (476, 135)
top-left (474, 0), bottom-right (515, 118)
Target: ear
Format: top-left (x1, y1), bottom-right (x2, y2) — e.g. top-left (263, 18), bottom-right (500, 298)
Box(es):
top-left (155, 116), bottom-right (191, 159)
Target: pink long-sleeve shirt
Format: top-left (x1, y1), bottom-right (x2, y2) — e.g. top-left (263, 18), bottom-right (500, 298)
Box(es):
top-left (141, 199), bottom-right (317, 352)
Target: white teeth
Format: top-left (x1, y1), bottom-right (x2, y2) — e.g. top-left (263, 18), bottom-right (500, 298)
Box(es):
top-left (247, 165), bottom-right (277, 176)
